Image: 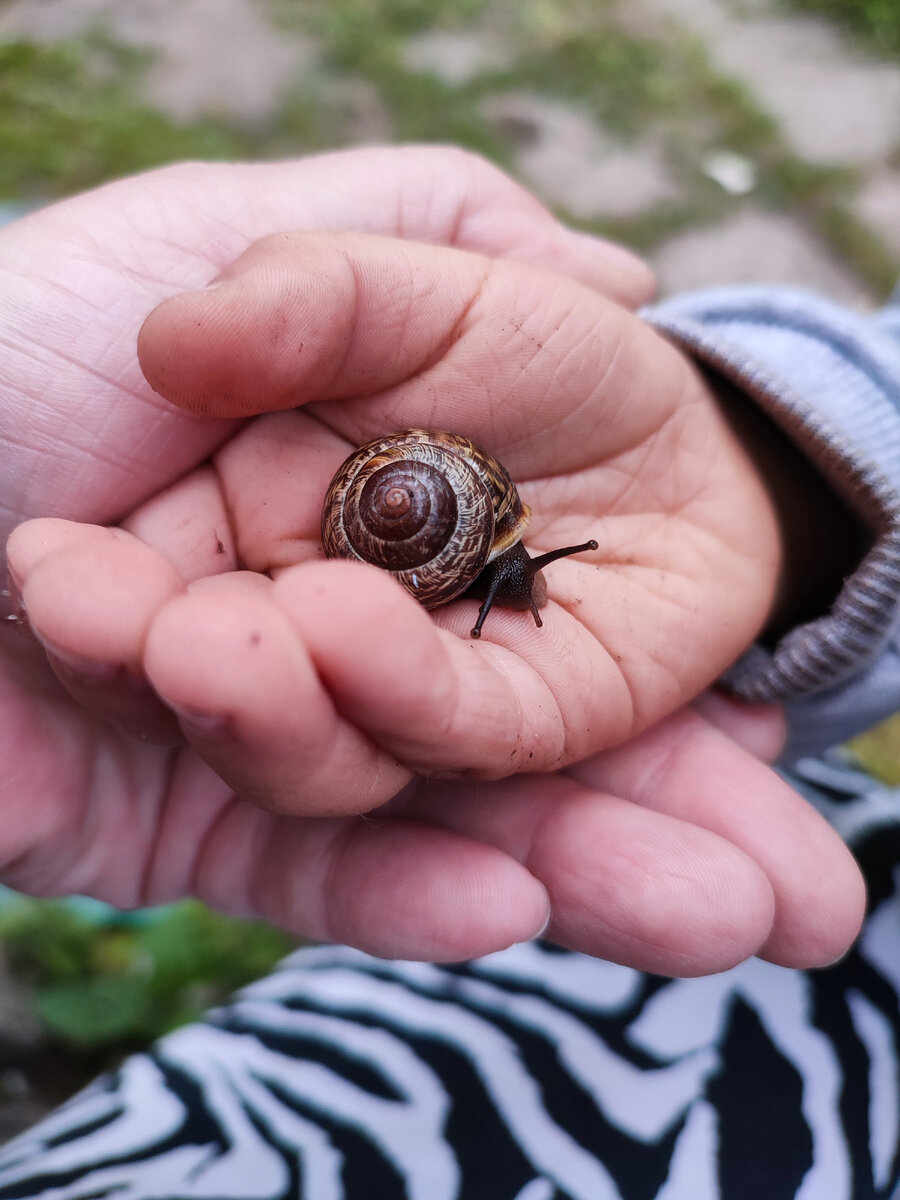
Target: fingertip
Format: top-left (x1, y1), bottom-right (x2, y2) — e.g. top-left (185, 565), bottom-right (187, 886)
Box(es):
top-left (761, 845), bottom-right (867, 970)
top-left (143, 586), bottom-right (316, 716)
top-left (137, 234), bottom-right (360, 417)
top-left (554, 228), bottom-right (657, 308)
top-left (144, 584), bottom-right (410, 817)
top-left (22, 530), bottom-right (184, 667)
top-left (271, 559), bottom-right (457, 730)
top-left (692, 689), bottom-right (787, 763)
top-left (272, 560), bottom-right (536, 777)
top-left (12, 530), bottom-right (186, 742)
top-left (7, 517), bottom-right (109, 587)
top-left (427, 146), bottom-right (655, 305)
top-left (322, 822), bottom-right (552, 961)
top-left (534, 791), bottom-right (777, 976)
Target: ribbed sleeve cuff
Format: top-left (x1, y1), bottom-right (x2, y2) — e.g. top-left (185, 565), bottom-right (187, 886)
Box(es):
top-left (646, 287), bottom-right (900, 707)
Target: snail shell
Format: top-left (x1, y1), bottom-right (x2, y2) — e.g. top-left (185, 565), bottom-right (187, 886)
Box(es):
top-left (320, 429), bottom-right (531, 610)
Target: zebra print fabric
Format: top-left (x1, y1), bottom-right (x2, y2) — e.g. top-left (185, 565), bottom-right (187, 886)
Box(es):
top-left (1, 752), bottom-right (899, 1200)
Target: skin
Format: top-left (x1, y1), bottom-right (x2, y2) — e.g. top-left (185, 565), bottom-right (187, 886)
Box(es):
top-left (2, 146), bottom-right (865, 972)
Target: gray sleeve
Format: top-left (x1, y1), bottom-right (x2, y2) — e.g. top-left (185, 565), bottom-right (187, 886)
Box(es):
top-left (647, 286), bottom-right (900, 761)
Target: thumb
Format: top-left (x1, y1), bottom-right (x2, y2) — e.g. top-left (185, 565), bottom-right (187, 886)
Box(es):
top-left (137, 230), bottom-right (492, 418)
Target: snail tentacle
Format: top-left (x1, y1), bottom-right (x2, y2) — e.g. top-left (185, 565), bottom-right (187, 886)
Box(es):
top-left (468, 538), bottom-right (601, 639)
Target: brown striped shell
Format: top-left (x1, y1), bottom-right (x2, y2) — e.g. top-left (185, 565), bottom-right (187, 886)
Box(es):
top-left (320, 430), bottom-right (532, 610)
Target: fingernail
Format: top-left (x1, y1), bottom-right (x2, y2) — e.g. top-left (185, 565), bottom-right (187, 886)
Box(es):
top-left (43, 645), bottom-right (122, 685)
top-left (529, 902), bottom-right (553, 945)
top-left (168, 704), bottom-right (234, 740)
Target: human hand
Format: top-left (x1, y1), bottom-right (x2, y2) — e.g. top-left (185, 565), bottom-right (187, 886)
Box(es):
top-left (102, 225), bottom-right (783, 783)
top-left (11, 222), bottom-right (782, 797)
top-left (1, 149), bottom-right (863, 970)
top-left (413, 693), bottom-right (865, 972)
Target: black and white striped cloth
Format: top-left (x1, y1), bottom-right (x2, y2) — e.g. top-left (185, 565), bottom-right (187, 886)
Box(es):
top-left (1, 752), bottom-right (899, 1200)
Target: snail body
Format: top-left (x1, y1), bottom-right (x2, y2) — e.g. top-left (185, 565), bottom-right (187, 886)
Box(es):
top-left (321, 430), bottom-right (597, 638)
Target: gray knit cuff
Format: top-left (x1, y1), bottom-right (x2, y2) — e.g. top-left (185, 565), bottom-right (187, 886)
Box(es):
top-left (646, 287), bottom-right (900, 705)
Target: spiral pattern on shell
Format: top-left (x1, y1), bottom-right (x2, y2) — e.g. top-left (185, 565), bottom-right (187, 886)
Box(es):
top-left (321, 430), bottom-right (530, 610)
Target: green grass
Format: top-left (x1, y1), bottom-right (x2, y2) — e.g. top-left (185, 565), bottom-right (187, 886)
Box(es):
top-left (3, 1), bottom-right (895, 294)
top-left (0, 40), bottom-right (247, 201)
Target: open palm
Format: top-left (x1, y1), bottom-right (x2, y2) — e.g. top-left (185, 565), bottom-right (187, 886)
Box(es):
top-left (2, 150), bottom-right (862, 971)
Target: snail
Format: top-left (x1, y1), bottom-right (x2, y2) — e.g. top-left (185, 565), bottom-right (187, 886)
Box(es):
top-left (321, 430), bottom-right (598, 639)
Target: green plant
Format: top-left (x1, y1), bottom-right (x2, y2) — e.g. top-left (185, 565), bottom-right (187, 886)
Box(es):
top-left (0, 899), bottom-right (295, 1049)
top-left (0, 40), bottom-right (251, 201)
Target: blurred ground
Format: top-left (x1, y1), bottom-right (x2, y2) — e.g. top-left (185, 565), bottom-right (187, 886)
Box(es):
top-left (1, 0), bottom-right (900, 1139)
top-left (3, 0), bottom-right (900, 299)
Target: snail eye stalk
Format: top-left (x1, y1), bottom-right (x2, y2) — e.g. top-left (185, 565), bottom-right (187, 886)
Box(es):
top-left (468, 539), bottom-right (599, 639)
